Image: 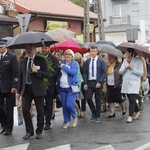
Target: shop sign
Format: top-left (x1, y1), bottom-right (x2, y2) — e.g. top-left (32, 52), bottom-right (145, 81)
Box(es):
top-left (46, 21), bottom-right (68, 31)
top-left (76, 34), bottom-right (83, 43)
top-left (89, 24), bottom-right (94, 33)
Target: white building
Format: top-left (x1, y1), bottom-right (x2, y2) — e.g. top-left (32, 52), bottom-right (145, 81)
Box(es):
top-left (97, 0), bottom-right (150, 45)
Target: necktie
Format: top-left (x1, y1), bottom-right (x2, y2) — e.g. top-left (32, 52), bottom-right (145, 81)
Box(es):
top-left (1, 55), bottom-right (3, 59)
top-left (92, 58), bottom-right (94, 77)
top-left (27, 57), bottom-right (32, 84)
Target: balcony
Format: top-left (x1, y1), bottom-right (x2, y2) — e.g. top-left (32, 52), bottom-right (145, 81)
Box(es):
top-left (109, 15), bottom-right (130, 25)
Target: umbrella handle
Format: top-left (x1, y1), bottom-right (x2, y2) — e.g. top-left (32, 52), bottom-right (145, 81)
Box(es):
top-left (41, 38), bottom-right (45, 46)
top-left (54, 43), bottom-right (59, 51)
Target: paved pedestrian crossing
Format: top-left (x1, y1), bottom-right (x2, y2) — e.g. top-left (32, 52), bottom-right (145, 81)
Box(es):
top-left (45, 144), bottom-right (71, 150)
top-left (1, 143), bottom-right (29, 150)
top-left (1, 143), bottom-right (115, 150)
top-left (1, 142), bottom-right (150, 150)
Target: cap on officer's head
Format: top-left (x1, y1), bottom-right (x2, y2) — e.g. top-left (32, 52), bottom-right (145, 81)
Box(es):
top-left (0, 40), bottom-right (7, 48)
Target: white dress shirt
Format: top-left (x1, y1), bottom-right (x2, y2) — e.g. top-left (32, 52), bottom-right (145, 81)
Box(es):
top-left (89, 56), bottom-right (98, 80)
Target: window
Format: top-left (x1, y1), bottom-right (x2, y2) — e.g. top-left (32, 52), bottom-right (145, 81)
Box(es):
top-left (112, 4), bottom-right (128, 25)
top-left (132, 2), bottom-right (139, 11)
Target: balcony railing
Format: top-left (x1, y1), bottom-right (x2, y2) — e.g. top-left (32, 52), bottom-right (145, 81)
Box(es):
top-left (109, 15), bottom-right (130, 25)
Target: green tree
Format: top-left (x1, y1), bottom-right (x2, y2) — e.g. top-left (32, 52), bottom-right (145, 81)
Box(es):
top-left (70, 0), bottom-right (95, 12)
top-left (90, 0), bottom-right (95, 12)
top-left (69, 0), bottom-right (84, 8)
top-left (36, 52), bottom-right (54, 89)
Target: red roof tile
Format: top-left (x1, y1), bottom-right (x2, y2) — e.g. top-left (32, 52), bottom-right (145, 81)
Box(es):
top-left (15, 0), bottom-right (97, 19)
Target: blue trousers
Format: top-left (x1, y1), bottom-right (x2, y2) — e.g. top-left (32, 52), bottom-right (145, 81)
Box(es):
top-left (59, 87), bottom-right (77, 122)
top-left (86, 86), bottom-right (102, 118)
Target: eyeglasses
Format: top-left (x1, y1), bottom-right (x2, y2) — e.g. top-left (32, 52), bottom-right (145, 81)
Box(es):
top-left (64, 53), bottom-right (72, 56)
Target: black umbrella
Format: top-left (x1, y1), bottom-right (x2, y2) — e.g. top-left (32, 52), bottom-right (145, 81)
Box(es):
top-left (1, 37), bottom-right (13, 47)
top-left (7, 32), bottom-right (57, 49)
top-left (95, 40), bottom-right (116, 48)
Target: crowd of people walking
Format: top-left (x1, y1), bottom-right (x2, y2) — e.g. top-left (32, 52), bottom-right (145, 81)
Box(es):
top-left (0, 38), bottom-right (149, 140)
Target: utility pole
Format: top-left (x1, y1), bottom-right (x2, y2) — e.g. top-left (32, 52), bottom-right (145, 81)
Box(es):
top-left (84, 0), bottom-right (90, 43)
top-left (95, 0), bottom-right (105, 40)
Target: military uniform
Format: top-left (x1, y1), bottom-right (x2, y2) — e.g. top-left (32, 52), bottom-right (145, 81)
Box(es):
top-left (0, 50), bottom-right (19, 134)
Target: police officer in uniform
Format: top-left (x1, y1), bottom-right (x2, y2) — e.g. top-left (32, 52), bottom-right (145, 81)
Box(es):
top-left (0, 40), bottom-right (19, 135)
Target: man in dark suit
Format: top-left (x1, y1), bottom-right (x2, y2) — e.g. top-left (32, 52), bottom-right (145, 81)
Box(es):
top-left (41, 46), bottom-right (59, 130)
top-left (83, 45), bottom-right (107, 122)
top-left (16, 44), bottom-right (49, 140)
top-left (0, 40), bottom-right (19, 135)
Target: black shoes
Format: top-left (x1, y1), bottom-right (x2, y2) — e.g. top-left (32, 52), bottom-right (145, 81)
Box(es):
top-left (0, 127), bottom-right (12, 136)
top-left (22, 133), bottom-right (42, 140)
top-left (4, 130), bottom-right (12, 136)
top-left (35, 133), bottom-right (42, 139)
top-left (0, 127), bottom-right (5, 134)
top-left (51, 114), bottom-right (55, 119)
top-left (122, 111), bottom-right (126, 116)
top-left (22, 133), bottom-right (34, 140)
top-left (44, 124), bottom-right (50, 130)
top-left (108, 113), bottom-right (115, 118)
top-left (122, 106), bottom-right (127, 116)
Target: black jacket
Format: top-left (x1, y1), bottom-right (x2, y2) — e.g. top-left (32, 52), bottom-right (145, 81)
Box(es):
top-left (17, 55), bottom-right (49, 97)
top-left (0, 51), bottom-right (19, 93)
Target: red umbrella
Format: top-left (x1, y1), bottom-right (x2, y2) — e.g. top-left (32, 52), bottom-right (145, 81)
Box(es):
top-left (50, 39), bottom-right (82, 53)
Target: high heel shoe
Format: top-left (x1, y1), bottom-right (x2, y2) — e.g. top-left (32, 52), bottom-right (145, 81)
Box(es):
top-left (108, 113), bottom-right (115, 118)
top-left (133, 111), bottom-right (140, 120)
top-left (51, 114), bottom-right (55, 120)
top-left (122, 106), bottom-right (126, 116)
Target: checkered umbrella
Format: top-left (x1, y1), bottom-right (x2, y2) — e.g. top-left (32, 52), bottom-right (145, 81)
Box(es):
top-left (45, 29), bottom-right (76, 43)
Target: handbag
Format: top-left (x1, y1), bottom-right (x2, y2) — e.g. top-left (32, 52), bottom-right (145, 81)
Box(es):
top-left (142, 78), bottom-right (149, 90)
top-left (142, 78), bottom-right (149, 95)
top-left (13, 105), bottom-right (23, 126)
top-left (71, 85), bottom-right (80, 93)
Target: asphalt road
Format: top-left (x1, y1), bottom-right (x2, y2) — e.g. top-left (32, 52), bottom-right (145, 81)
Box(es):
top-left (0, 95), bottom-right (150, 150)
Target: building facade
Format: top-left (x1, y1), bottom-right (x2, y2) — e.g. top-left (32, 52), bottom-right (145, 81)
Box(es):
top-left (99, 0), bottom-right (150, 45)
top-left (0, 0), bottom-right (97, 43)
top-left (0, 5), bottom-right (17, 39)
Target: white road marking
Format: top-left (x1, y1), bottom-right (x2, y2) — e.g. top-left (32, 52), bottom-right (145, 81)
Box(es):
top-left (1, 143), bottom-right (29, 150)
top-left (134, 142), bottom-right (150, 150)
top-left (92, 145), bottom-right (115, 150)
top-left (45, 144), bottom-right (71, 150)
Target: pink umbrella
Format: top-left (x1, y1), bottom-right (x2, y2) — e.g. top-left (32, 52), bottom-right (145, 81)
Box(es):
top-left (50, 39), bottom-right (82, 53)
